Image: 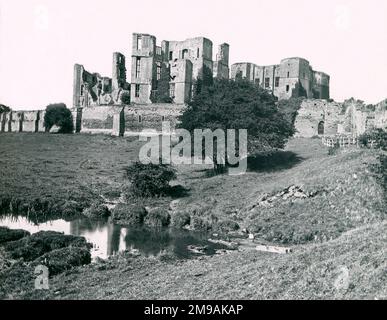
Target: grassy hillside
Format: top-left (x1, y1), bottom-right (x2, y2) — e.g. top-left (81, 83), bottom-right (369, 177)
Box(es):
top-left (0, 133), bottom-right (385, 299)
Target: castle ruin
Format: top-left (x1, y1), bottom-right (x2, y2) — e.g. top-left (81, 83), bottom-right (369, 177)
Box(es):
top-left (231, 58), bottom-right (330, 100)
top-left (1, 32), bottom-right (386, 138)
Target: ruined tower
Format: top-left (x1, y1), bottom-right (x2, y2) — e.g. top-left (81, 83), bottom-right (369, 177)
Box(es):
top-left (130, 33), bottom-right (159, 104)
top-left (213, 43), bottom-right (230, 79)
top-left (112, 52), bottom-right (127, 91)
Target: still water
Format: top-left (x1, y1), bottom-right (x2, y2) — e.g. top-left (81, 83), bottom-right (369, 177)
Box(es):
top-left (0, 216), bottom-right (226, 260)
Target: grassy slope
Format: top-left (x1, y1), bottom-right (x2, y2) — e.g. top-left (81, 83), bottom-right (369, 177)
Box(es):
top-left (43, 221), bottom-right (386, 300)
top-left (0, 133), bottom-right (385, 299)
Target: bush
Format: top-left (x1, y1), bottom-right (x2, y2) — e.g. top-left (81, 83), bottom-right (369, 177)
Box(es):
top-left (359, 129), bottom-right (387, 151)
top-left (112, 204), bottom-right (147, 226)
top-left (121, 91), bottom-right (131, 105)
top-left (171, 211), bottom-right (191, 229)
top-left (4, 231), bottom-right (90, 261)
top-left (32, 247), bottom-right (91, 276)
top-left (44, 103), bottom-right (74, 133)
top-left (83, 203), bottom-right (111, 219)
top-left (191, 216), bottom-right (212, 232)
top-left (328, 140), bottom-right (340, 156)
top-left (124, 162), bottom-right (177, 198)
top-left (217, 220), bottom-right (240, 232)
top-left (0, 227), bottom-right (30, 244)
top-left (144, 208), bottom-right (171, 228)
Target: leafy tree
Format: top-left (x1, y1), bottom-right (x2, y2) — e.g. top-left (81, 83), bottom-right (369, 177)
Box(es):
top-left (179, 79), bottom-right (295, 169)
top-left (192, 65), bottom-right (214, 99)
top-left (0, 104), bottom-right (11, 113)
top-left (277, 97), bottom-right (305, 128)
top-left (44, 103), bottom-right (74, 133)
top-left (121, 91), bottom-right (131, 105)
top-left (359, 128), bottom-right (387, 151)
top-left (291, 81), bottom-right (307, 98)
top-left (151, 64), bottom-right (173, 103)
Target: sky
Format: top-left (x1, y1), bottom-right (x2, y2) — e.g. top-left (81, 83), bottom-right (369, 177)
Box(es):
top-left (0, 0), bottom-right (386, 110)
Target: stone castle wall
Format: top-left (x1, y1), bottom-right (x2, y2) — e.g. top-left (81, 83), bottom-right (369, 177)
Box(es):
top-left (0, 110), bottom-right (45, 133)
top-left (79, 104), bottom-right (184, 137)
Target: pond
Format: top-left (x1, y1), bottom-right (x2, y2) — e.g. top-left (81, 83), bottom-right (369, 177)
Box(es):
top-left (0, 215), bottom-right (229, 260)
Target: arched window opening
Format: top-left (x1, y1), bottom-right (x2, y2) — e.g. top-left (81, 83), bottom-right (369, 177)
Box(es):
top-left (318, 121), bottom-right (325, 135)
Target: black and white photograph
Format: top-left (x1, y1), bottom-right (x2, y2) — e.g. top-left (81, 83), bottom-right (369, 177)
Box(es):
top-left (0, 0), bottom-right (386, 305)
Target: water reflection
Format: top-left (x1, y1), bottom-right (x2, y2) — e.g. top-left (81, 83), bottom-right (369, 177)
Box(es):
top-left (0, 216), bottom-right (223, 260)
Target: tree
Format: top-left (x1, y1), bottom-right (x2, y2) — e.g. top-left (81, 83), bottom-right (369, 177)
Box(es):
top-left (192, 65), bottom-right (214, 99)
top-left (151, 64), bottom-right (173, 103)
top-left (0, 104), bottom-right (11, 113)
top-left (291, 81), bottom-right (307, 98)
top-left (277, 97), bottom-right (305, 128)
top-left (44, 103), bottom-right (74, 133)
top-left (179, 79), bottom-right (295, 170)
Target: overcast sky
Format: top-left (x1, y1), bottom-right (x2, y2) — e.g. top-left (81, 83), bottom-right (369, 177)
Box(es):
top-left (0, 0), bottom-right (386, 110)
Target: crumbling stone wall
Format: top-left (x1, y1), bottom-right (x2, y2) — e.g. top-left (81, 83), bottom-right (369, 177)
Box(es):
top-left (10, 111), bottom-right (24, 132)
top-left (77, 103), bottom-right (184, 136)
top-left (294, 100), bottom-right (342, 138)
top-left (73, 52), bottom-right (130, 109)
top-left (2, 112), bottom-right (12, 132)
top-left (123, 104), bottom-right (184, 136)
top-left (80, 106), bottom-right (125, 135)
top-left (294, 99), bottom-right (387, 138)
top-left (0, 110), bottom-right (45, 133)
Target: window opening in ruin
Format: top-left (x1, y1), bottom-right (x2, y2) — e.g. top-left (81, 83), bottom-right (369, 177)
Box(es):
top-left (275, 77), bottom-right (280, 87)
top-left (169, 83), bottom-right (175, 98)
top-left (265, 78), bottom-right (270, 88)
top-left (80, 85), bottom-right (84, 96)
top-left (169, 51), bottom-right (173, 60)
top-left (97, 81), bottom-right (102, 96)
top-left (318, 121), bottom-right (325, 135)
top-left (182, 49), bottom-right (189, 59)
top-left (137, 36), bottom-right (142, 50)
top-left (156, 63), bottom-right (162, 81)
top-left (287, 72), bottom-right (290, 78)
top-left (255, 78), bottom-right (260, 86)
top-left (162, 116), bottom-right (165, 122)
top-left (135, 84), bottom-right (140, 98)
top-left (197, 48), bottom-right (200, 58)
top-left (138, 115), bottom-right (142, 123)
top-left (136, 58), bottom-right (141, 78)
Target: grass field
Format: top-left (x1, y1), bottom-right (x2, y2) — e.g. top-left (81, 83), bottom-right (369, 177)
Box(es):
top-left (0, 132), bottom-right (386, 299)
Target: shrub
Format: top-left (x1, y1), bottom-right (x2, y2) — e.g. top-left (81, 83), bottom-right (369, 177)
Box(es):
top-left (112, 204), bottom-right (147, 226)
top-left (83, 203), bottom-right (111, 219)
top-left (124, 162), bottom-right (177, 198)
top-left (328, 140), bottom-right (340, 156)
top-left (4, 231), bottom-right (90, 261)
top-left (32, 247), bottom-right (91, 276)
top-left (191, 216), bottom-right (212, 232)
top-left (217, 220), bottom-right (240, 232)
top-left (44, 103), bottom-right (74, 133)
top-left (144, 208), bottom-right (171, 228)
top-left (171, 211), bottom-right (191, 229)
top-left (359, 129), bottom-right (387, 151)
top-left (0, 227), bottom-right (30, 244)
top-left (121, 91), bottom-right (131, 105)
